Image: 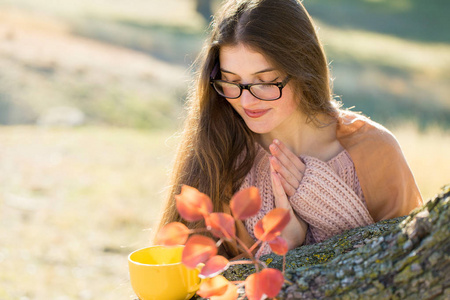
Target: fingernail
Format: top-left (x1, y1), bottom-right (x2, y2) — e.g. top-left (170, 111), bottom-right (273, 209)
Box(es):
top-left (273, 139), bottom-right (280, 145)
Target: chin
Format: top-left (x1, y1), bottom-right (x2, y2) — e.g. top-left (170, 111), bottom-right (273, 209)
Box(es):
top-left (245, 123), bottom-right (272, 135)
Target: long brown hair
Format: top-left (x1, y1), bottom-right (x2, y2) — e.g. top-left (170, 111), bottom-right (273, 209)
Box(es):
top-left (155, 0), bottom-right (338, 254)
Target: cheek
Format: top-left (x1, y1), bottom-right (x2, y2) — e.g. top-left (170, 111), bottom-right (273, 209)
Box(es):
top-left (280, 86), bottom-right (299, 111)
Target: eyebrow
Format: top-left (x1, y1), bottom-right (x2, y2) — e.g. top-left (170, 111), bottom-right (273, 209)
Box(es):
top-left (220, 68), bottom-right (276, 75)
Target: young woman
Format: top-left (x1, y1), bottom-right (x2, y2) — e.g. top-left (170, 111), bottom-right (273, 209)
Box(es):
top-left (156, 0), bottom-right (423, 258)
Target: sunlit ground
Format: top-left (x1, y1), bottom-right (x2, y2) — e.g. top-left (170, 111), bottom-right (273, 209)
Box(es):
top-left (0, 126), bottom-right (178, 299)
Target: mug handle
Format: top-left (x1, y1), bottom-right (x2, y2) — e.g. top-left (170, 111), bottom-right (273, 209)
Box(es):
top-left (188, 263), bottom-right (205, 293)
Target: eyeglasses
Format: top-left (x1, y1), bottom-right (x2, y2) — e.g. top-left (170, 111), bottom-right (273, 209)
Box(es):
top-left (210, 76), bottom-right (291, 101)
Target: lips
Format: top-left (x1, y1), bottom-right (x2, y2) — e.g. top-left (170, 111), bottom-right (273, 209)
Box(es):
top-left (244, 109), bottom-right (270, 118)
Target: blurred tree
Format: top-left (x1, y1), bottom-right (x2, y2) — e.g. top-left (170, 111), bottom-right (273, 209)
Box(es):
top-left (196, 0), bottom-right (213, 22)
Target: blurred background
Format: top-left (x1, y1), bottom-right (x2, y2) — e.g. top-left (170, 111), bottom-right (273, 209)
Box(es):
top-left (0, 0), bottom-right (449, 299)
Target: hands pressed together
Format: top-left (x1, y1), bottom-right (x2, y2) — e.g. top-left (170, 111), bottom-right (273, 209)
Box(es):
top-left (269, 139), bottom-right (308, 250)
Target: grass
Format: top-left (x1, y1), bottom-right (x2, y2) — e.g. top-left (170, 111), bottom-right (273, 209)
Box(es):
top-left (312, 21), bottom-right (450, 127)
top-left (0, 126), bottom-right (179, 299)
top-left (0, 5), bottom-right (190, 128)
top-left (304, 0), bottom-right (450, 44)
top-left (392, 124), bottom-right (450, 201)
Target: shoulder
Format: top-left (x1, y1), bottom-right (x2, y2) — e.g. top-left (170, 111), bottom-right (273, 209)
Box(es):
top-left (337, 110), bottom-right (396, 140)
top-left (336, 110), bottom-right (401, 155)
top-left (335, 109), bottom-right (404, 176)
top-left (336, 110), bottom-right (423, 221)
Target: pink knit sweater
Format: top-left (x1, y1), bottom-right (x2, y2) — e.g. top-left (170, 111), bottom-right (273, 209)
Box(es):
top-left (239, 143), bottom-right (375, 256)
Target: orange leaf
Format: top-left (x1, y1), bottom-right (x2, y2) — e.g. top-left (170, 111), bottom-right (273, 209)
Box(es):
top-left (210, 282), bottom-right (238, 300)
top-left (230, 187), bottom-right (262, 220)
top-left (245, 272), bottom-right (264, 300)
top-left (197, 275), bottom-right (229, 298)
top-left (259, 268), bottom-right (284, 298)
top-left (253, 208), bottom-right (290, 242)
top-left (182, 235), bottom-right (217, 269)
top-left (205, 213), bottom-right (236, 240)
top-left (200, 255), bottom-right (230, 278)
top-left (154, 222), bottom-right (189, 246)
top-left (175, 185), bottom-right (213, 222)
top-left (254, 219), bottom-right (278, 242)
top-left (268, 236), bottom-right (289, 255)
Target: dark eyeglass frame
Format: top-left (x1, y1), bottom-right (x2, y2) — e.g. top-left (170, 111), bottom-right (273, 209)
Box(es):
top-left (209, 63), bottom-right (291, 101)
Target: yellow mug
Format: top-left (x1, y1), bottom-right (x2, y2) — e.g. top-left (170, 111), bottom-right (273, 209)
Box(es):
top-left (128, 245), bottom-right (202, 300)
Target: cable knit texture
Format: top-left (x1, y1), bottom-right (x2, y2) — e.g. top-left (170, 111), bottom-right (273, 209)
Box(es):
top-left (240, 144), bottom-right (374, 257)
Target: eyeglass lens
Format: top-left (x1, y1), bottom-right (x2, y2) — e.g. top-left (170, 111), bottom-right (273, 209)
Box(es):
top-left (213, 81), bottom-right (280, 100)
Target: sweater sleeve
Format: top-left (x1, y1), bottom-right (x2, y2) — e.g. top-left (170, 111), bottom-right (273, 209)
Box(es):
top-left (289, 155), bottom-right (374, 243)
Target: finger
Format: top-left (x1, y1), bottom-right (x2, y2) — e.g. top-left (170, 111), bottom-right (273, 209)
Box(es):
top-left (270, 163), bottom-right (285, 198)
top-left (269, 145), bottom-right (304, 183)
top-left (278, 175), bottom-right (297, 197)
top-left (271, 139), bottom-right (305, 175)
top-left (273, 139), bottom-right (303, 167)
top-left (270, 156), bottom-right (299, 189)
top-left (270, 140), bottom-right (306, 178)
top-left (270, 170), bottom-right (290, 210)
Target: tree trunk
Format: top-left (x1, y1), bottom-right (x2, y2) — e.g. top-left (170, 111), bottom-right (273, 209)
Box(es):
top-left (218, 184), bottom-right (450, 299)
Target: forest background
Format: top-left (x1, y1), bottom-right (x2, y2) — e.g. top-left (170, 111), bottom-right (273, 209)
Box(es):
top-left (0, 0), bottom-right (449, 299)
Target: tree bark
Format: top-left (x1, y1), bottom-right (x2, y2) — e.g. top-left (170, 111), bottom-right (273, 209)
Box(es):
top-left (218, 184), bottom-right (450, 299)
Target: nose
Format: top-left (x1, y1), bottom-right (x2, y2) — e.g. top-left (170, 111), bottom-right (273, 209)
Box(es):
top-left (240, 89), bottom-right (260, 108)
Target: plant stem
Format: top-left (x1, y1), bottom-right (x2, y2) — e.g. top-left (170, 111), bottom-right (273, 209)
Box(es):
top-left (248, 240), bottom-right (262, 254)
top-left (189, 228), bottom-right (211, 234)
top-left (229, 260), bottom-right (255, 266)
top-left (235, 236), bottom-right (260, 272)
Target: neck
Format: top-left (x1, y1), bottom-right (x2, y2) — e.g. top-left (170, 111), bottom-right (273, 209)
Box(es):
top-left (257, 113), bottom-right (340, 159)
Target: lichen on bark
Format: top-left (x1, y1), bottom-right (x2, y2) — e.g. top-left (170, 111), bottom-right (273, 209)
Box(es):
top-left (214, 184), bottom-right (450, 299)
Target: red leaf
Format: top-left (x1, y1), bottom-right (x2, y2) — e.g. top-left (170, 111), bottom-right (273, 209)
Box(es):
top-left (259, 268), bottom-right (284, 298)
top-left (154, 222), bottom-right (189, 246)
top-left (268, 236), bottom-right (289, 255)
top-left (253, 208), bottom-right (290, 242)
top-left (182, 235), bottom-right (217, 269)
top-left (197, 275), bottom-right (229, 298)
top-left (245, 273), bottom-right (264, 300)
top-left (205, 213), bottom-right (236, 240)
top-left (210, 282), bottom-right (238, 300)
top-left (175, 185), bottom-right (213, 222)
top-left (230, 187), bottom-right (262, 220)
top-left (245, 269), bottom-right (284, 299)
top-left (254, 219), bottom-right (278, 242)
top-left (200, 255), bottom-right (230, 278)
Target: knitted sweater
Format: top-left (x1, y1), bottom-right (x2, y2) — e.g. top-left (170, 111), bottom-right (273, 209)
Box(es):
top-left (239, 144), bottom-right (374, 256)
top-left (222, 111), bottom-right (422, 259)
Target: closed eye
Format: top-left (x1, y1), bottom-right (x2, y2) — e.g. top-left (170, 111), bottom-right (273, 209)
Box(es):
top-left (221, 77), bottom-right (240, 83)
top-left (259, 77), bottom-right (279, 83)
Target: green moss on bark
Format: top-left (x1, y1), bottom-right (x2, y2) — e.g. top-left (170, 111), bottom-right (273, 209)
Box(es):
top-left (210, 184), bottom-right (450, 299)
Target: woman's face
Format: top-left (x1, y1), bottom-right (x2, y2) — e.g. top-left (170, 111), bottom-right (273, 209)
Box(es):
top-left (219, 43), bottom-right (301, 136)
